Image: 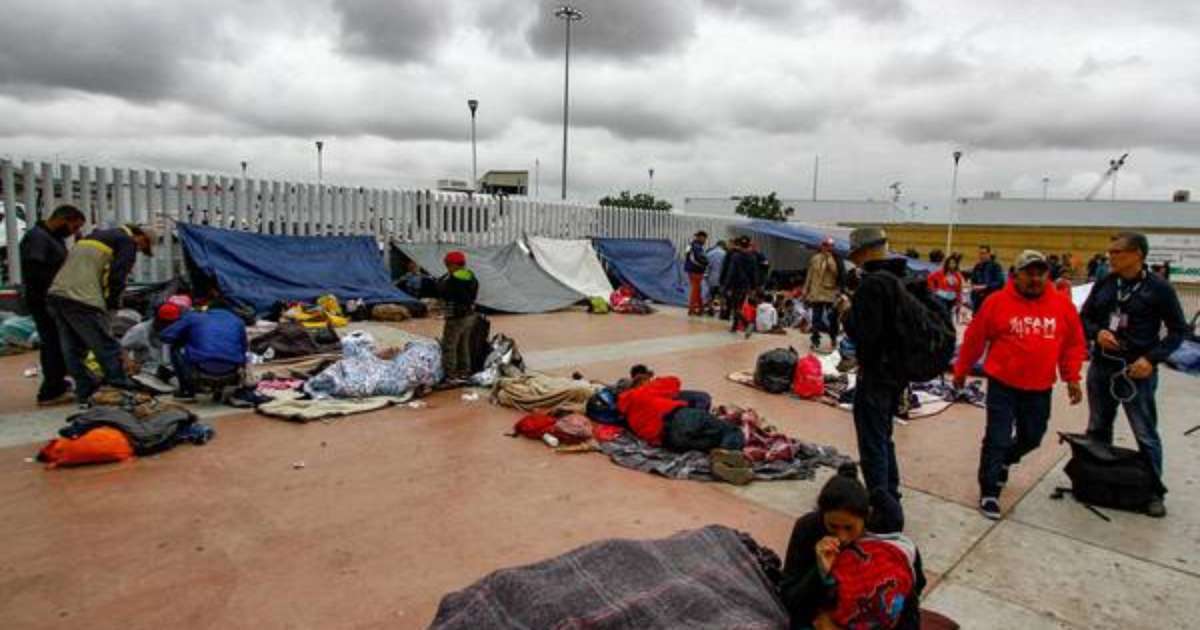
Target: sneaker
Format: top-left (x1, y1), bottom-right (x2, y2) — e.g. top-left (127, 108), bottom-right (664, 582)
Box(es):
top-left (1146, 497), bottom-right (1167, 518)
top-left (173, 391), bottom-right (197, 402)
top-left (997, 465), bottom-right (1010, 488)
top-left (979, 497), bottom-right (1002, 520)
top-left (710, 449), bottom-right (754, 486)
top-left (37, 392), bottom-right (75, 407)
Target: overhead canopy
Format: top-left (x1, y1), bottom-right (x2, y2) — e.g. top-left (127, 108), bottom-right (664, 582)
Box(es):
top-left (177, 223), bottom-right (418, 315)
top-left (398, 242), bottom-right (584, 313)
top-left (525, 236), bottom-right (614, 299)
top-left (593, 238), bottom-right (701, 307)
top-left (732, 220), bottom-right (938, 274)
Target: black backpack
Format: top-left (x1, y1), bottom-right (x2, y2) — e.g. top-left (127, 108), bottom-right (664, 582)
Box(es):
top-left (754, 347), bottom-right (799, 394)
top-left (891, 276), bottom-right (956, 383)
top-left (1059, 432), bottom-right (1166, 512)
top-left (469, 314), bottom-right (492, 374)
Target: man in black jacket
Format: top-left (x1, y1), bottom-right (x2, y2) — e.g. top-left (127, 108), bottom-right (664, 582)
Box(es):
top-left (18, 204), bottom-right (86, 405)
top-left (1080, 232), bottom-right (1187, 518)
top-left (437, 250), bottom-right (480, 382)
top-left (844, 227), bottom-right (909, 506)
top-left (683, 230), bottom-right (709, 316)
top-left (969, 245), bottom-right (1005, 312)
top-left (719, 236), bottom-right (759, 332)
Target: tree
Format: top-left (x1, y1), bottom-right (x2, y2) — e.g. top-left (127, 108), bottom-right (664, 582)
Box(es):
top-left (598, 190), bottom-right (673, 212)
top-left (734, 192), bottom-right (794, 221)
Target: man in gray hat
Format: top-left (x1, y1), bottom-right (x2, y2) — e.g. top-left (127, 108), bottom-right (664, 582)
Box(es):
top-left (843, 226), bottom-right (910, 505)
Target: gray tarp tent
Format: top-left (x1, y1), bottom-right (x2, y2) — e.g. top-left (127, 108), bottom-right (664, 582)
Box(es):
top-left (397, 242), bottom-right (584, 313)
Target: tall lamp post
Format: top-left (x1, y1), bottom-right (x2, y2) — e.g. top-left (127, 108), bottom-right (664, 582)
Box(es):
top-left (945, 150), bottom-right (963, 254)
top-left (468, 99), bottom-right (479, 190)
top-left (648, 168), bottom-right (654, 194)
top-left (315, 141), bottom-right (324, 186)
top-left (1042, 176), bottom-right (1050, 200)
top-left (555, 5), bottom-right (583, 200)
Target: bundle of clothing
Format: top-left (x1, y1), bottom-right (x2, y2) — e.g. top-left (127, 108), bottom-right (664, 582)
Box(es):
top-left (37, 404), bottom-right (214, 468)
top-left (0, 312), bottom-right (37, 355)
top-left (609, 286), bottom-right (653, 315)
top-left (493, 373), bottom-right (602, 414)
top-left (304, 330), bottom-right (442, 399)
top-left (430, 525), bottom-right (788, 630)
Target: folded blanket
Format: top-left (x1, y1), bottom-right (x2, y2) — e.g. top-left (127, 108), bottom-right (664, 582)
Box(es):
top-left (493, 372), bottom-right (600, 414)
top-left (598, 433), bottom-right (844, 482)
top-left (256, 392), bottom-right (411, 423)
top-left (430, 525), bottom-right (788, 630)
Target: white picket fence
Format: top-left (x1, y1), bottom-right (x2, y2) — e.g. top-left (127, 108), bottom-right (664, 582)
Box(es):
top-left (1, 158), bottom-right (740, 286)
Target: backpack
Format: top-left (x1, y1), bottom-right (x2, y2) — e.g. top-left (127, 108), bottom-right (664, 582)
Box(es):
top-left (828, 536), bottom-right (916, 629)
top-left (891, 276), bottom-right (956, 383)
top-left (37, 427), bottom-right (135, 468)
top-left (1059, 432), bottom-right (1166, 512)
top-left (754, 347), bottom-right (799, 394)
top-left (585, 387), bottom-right (624, 425)
top-left (792, 354), bottom-right (825, 399)
top-left (511, 414), bottom-right (557, 440)
top-left (469, 314), bottom-right (492, 374)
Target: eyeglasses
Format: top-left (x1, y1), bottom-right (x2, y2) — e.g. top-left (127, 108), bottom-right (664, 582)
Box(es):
top-left (1107, 248), bottom-right (1135, 257)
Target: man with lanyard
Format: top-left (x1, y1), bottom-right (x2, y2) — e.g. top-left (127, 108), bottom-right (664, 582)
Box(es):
top-left (18, 204), bottom-right (86, 405)
top-left (1079, 232), bottom-right (1187, 518)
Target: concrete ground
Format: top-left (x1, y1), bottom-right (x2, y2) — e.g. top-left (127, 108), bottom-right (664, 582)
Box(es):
top-left (0, 308), bottom-right (1196, 629)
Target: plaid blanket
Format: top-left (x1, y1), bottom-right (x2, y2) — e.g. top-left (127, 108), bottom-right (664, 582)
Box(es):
top-left (598, 433), bottom-right (845, 482)
top-left (429, 525), bottom-right (789, 629)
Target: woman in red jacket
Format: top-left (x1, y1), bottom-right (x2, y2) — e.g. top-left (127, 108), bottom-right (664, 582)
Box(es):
top-left (926, 254), bottom-right (966, 317)
top-left (952, 251), bottom-right (1087, 520)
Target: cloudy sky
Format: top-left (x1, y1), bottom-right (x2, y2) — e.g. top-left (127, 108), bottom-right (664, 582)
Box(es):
top-left (2, 0), bottom-right (1198, 218)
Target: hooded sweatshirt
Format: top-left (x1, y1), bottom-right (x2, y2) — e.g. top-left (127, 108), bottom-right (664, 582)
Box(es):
top-left (954, 280), bottom-right (1086, 391)
top-left (616, 376), bottom-right (686, 445)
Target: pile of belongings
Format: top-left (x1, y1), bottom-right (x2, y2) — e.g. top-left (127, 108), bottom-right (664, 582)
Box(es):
top-left (281, 294), bottom-right (350, 329)
top-left (493, 373), bottom-right (602, 415)
top-left (609, 286), bottom-right (653, 315)
top-left (0, 312), bottom-right (38, 355)
top-left (36, 389), bottom-right (214, 468)
top-left (470, 334), bottom-right (525, 387)
top-left (430, 525), bottom-right (789, 629)
top-left (249, 319), bottom-right (342, 362)
top-left (1167, 339), bottom-right (1200, 375)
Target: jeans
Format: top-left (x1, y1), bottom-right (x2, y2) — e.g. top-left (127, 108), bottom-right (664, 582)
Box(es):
top-left (170, 345), bottom-right (239, 395)
top-left (662, 407), bottom-right (745, 453)
top-left (853, 375), bottom-right (904, 503)
top-left (440, 313), bottom-right (477, 379)
top-left (676, 390), bottom-right (712, 412)
top-left (48, 296), bottom-right (131, 403)
top-left (1086, 360), bottom-right (1163, 479)
top-left (28, 301), bottom-right (69, 400)
top-left (809, 302), bottom-right (839, 345)
top-left (688, 272), bottom-right (704, 314)
top-left (978, 379), bottom-right (1051, 498)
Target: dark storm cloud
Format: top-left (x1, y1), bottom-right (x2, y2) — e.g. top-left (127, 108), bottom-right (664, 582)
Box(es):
top-left (524, 0), bottom-right (699, 60)
top-left (837, 0), bottom-right (911, 23)
top-left (876, 45), bottom-right (973, 86)
top-left (702, 0), bottom-right (801, 20)
top-left (528, 98), bottom-right (697, 141)
top-left (731, 99), bottom-right (836, 134)
top-left (333, 0), bottom-right (451, 63)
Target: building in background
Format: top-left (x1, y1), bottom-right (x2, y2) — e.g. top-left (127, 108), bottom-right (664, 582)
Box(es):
top-left (477, 170), bottom-right (528, 196)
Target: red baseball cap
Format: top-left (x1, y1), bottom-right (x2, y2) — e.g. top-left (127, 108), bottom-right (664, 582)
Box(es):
top-left (156, 302), bottom-right (183, 323)
top-left (444, 251), bottom-right (466, 266)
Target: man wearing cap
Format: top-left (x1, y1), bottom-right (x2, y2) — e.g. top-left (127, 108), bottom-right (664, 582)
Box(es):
top-left (1080, 232), bottom-right (1188, 518)
top-left (47, 223), bottom-right (155, 404)
top-left (437, 250), bottom-right (479, 382)
top-left (844, 227), bottom-right (910, 504)
top-left (802, 236), bottom-right (844, 351)
top-left (683, 230), bottom-right (709, 316)
top-left (19, 204), bottom-right (86, 405)
top-left (121, 302), bottom-right (185, 384)
top-left (720, 236), bottom-right (760, 330)
top-left (953, 250), bottom-right (1086, 520)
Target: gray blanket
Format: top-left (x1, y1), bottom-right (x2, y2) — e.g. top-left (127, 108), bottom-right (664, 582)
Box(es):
top-left (598, 434), bottom-right (845, 482)
top-left (429, 525), bottom-right (789, 629)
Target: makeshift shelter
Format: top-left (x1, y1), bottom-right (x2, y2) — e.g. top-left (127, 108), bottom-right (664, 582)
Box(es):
top-left (177, 224), bottom-right (419, 315)
top-left (731, 220), bottom-right (938, 274)
top-left (525, 236), bottom-right (614, 299)
top-left (593, 238), bottom-right (700, 307)
top-left (397, 242), bottom-right (584, 313)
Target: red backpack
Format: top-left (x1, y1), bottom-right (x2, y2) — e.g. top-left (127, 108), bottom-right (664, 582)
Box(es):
top-left (792, 354), bottom-right (825, 399)
top-left (828, 536), bottom-right (916, 629)
top-left (512, 414), bottom-right (557, 440)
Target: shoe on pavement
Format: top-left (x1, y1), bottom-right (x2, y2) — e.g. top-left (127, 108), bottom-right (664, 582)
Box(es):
top-left (173, 390), bottom-right (197, 402)
top-left (710, 449), bottom-right (754, 486)
top-left (1146, 497), bottom-right (1167, 518)
top-left (979, 497), bottom-right (1002, 520)
top-left (37, 392), bottom-right (76, 407)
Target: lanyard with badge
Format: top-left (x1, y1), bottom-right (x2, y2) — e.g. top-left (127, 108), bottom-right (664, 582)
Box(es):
top-left (1109, 272), bottom-right (1144, 332)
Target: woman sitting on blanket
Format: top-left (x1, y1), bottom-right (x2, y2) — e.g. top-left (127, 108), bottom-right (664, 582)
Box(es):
top-left (780, 463), bottom-right (927, 630)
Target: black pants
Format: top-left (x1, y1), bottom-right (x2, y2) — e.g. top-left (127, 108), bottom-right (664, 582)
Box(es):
top-left (662, 407), bottom-right (745, 453)
top-left (28, 301), bottom-right (69, 400)
top-left (809, 302), bottom-right (839, 345)
top-left (676, 390), bottom-right (712, 412)
top-left (727, 288), bottom-right (749, 332)
top-left (978, 378), bottom-right (1051, 498)
top-left (853, 374), bottom-right (904, 503)
top-left (48, 296), bottom-right (133, 403)
top-left (171, 345), bottom-right (240, 395)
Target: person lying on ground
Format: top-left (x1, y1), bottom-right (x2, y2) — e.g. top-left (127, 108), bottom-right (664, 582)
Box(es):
top-left (121, 302), bottom-right (184, 381)
top-left (160, 296), bottom-right (249, 401)
top-left (617, 364), bottom-right (753, 484)
top-left (780, 463), bottom-right (925, 630)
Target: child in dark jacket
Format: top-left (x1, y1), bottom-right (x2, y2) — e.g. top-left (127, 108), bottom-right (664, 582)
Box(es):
top-left (780, 463), bottom-right (926, 630)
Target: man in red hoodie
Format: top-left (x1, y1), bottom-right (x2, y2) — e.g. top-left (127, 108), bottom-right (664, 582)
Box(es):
top-left (617, 365), bottom-right (752, 484)
top-left (953, 250), bottom-right (1086, 520)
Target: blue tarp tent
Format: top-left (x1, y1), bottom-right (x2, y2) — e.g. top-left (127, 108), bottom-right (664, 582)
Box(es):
top-left (733, 220), bottom-right (938, 274)
top-left (178, 223), bottom-right (419, 315)
top-left (593, 238), bottom-right (702, 307)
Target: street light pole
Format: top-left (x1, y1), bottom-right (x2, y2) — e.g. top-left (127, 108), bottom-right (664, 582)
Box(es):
top-left (1042, 176), bottom-right (1049, 200)
top-left (468, 99), bottom-right (479, 190)
top-left (945, 150), bottom-right (963, 254)
top-left (648, 168), bottom-right (654, 195)
top-left (315, 141), bottom-right (324, 186)
top-left (241, 161), bottom-right (248, 179)
top-left (535, 158), bottom-right (540, 197)
top-left (555, 5), bottom-right (583, 200)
